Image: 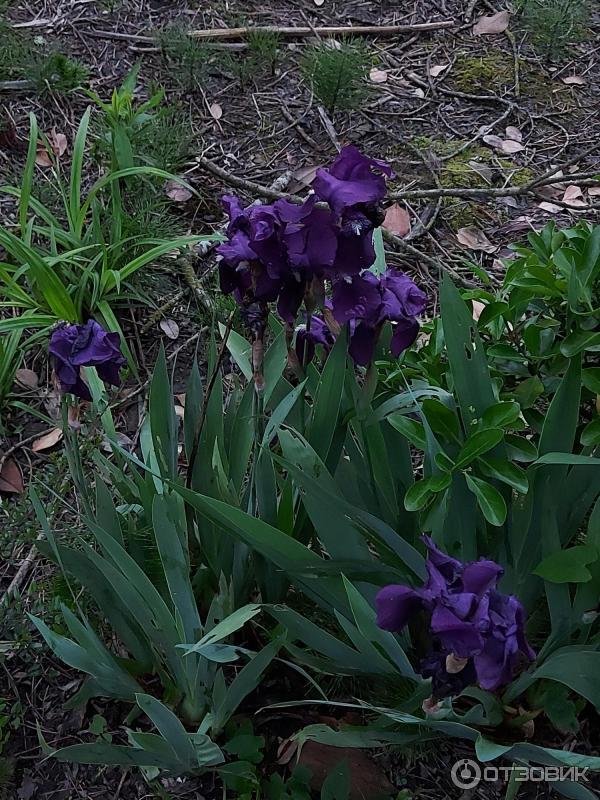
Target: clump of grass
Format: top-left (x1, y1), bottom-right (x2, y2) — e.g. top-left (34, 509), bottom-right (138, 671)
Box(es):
top-left (221, 28), bottom-right (281, 88)
top-left (0, 21), bottom-right (31, 81)
top-left (156, 23), bottom-right (210, 91)
top-left (31, 51), bottom-right (88, 93)
top-left (301, 39), bottom-right (369, 115)
top-left (517, 0), bottom-right (589, 59)
top-left (246, 28), bottom-right (280, 74)
top-left (141, 106), bottom-right (194, 172)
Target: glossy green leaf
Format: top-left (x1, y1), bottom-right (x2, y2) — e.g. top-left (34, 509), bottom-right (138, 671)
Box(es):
top-left (465, 474), bottom-right (507, 526)
top-left (454, 428), bottom-right (504, 470)
top-left (534, 545), bottom-right (598, 584)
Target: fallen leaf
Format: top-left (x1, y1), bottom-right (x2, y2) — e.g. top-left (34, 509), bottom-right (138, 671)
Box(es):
top-left (468, 160), bottom-right (493, 184)
top-left (288, 164), bottom-right (320, 193)
top-left (472, 300), bottom-right (486, 321)
top-left (32, 427), bottom-right (63, 453)
top-left (369, 67), bottom-right (388, 83)
top-left (501, 139), bottom-right (525, 154)
top-left (14, 369), bottom-right (39, 389)
top-left (298, 742), bottom-right (395, 799)
top-left (35, 146), bottom-right (53, 167)
top-left (561, 75), bottom-right (586, 86)
top-left (68, 404), bottom-right (82, 430)
top-left (382, 203), bottom-right (411, 237)
top-left (413, 87), bottom-right (425, 99)
top-left (101, 432), bottom-right (133, 453)
top-left (505, 125), bottom-right (523, 142)
top-left (35, 128), bottom-right (67, 167)
top-left (429, 63), bottom-right (450, 77)
top-left (160, 318), bottom-right (180, 340)
top-left (209, 102), bottom-right (223, 120)
top-left (538, 201), bottom-right (562, 214)
top-left (174, 405), bottom-right (185, 420)
top-left (165, 180), bottom-right (192, 203)
top-left (457, 226), bottom-right (497, 253)
top-left (498, 195), bottom-right (519, 208)
top-left (472, 10), bottom-right (510, 35)
top-left (482, 134), bottom-right (505, 150)
top-left (0, 458), bottom-right (24, 494)
top-left (587, 186), bottom-right (600, 197)
top-left (562, 186), bottom-right (588, 208)
top-left (313, 0), bottom-right (325, 5)
top-left (563, 185), bottom-right (582, 201)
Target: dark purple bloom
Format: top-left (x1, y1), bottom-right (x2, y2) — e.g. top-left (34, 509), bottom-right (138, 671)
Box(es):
top-left (420, 650), bottom-right (477, 701)
top-left (295, 314), bottom-right (335, 364)
top-left (376, 537), bottom-right (535, 694)
top-left (313, 145), bottom-right (394, 217)
top-left (332, 269), bottom-right (426, 366)
top-left (474, 592), bottom-right (536, 691)
top-left (274, 197), bottom-right (338, 273)
top-left (49, 320), bottom-right (126, 401)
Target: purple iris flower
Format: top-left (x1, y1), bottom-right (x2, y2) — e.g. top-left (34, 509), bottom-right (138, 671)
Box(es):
top-left (295, 314), bottom-right (335, 364)
top-left (376, 537), bottom-right (535, 695)
top-left (332, 269), bottom-right (426, 366)
top-left (313, 145), bottom-right (394, 217)
top-left (274, 197), bottom-right (338, 273)
top-left (49, 320), bottom-right (126, 401)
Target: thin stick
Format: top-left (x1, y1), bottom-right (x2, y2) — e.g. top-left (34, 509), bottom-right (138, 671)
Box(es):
top-left (188, 22), bottom-right (456, 40)
top-left (4, 531), bottom-right (45, 599)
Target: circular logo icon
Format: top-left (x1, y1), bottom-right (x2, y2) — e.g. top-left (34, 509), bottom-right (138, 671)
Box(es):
top-left (451, 759), bottom-right (482, 789)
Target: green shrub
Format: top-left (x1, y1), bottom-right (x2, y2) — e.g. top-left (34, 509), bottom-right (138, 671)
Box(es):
top-left (156, 24), bottom-right (210, 91)
top-left (302, 39), bottom-right (369, 114)
top-left (31, 52), bottom-right (88, 93)
top-left (518, 0), bottom-right (589, 59)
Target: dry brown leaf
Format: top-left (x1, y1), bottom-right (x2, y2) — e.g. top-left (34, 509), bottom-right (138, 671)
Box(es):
top-left (501, 139), bottom-right (525, 154)
top-left (563, 185), bottom-right (583, 201)
top-left (14, 369), bottom-right (39, 389)
top-left (369, 67), bottom-right (388, 83)
top-left (165, 180), bottom-right (192, 203)
top-left (413, 87), bottom-right (425, 98)
top-left (32, 427), bottom-right (63, 453)
top-left (429, 63), bottom-right (450, 78)
top-left (160, 318), bottom-right (180, 340)
top-left (457, 226), bottom-right (496, 253)
top-left (538, 201), bottom-right (562, 214)
top-left (561, 75), bottom-right (586, 86)
top-left (587, 186), bottom-right (600, 197)
top-left (468, 160), bottom-right (493, 184)
top-left (288, 164), bottom-right (320, 193)
top-left (505, 125), bottom-right (523, 142)
top-left (0, 458), bottom-right (24, 494)
top-left (482, 134), bottom-right (504, 150)
top-left (382, 203), bottom-right (411, 237)
top-left (471, 300), bottom-right (486, 321)
top-left (35, 128), bottom-right (68, 167)
top-left (298, 742), bottom-right (395, 799)
top-left (209, 102), bottom-right (223, 120)
top-left (35, 147), bottom-right (53, 167)
top-left (472, 10), bottom-right (510, 35)
top-left (562, 186), bottom-right (588, 208)
top-left (68, 403), bottom-right (82, 430)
